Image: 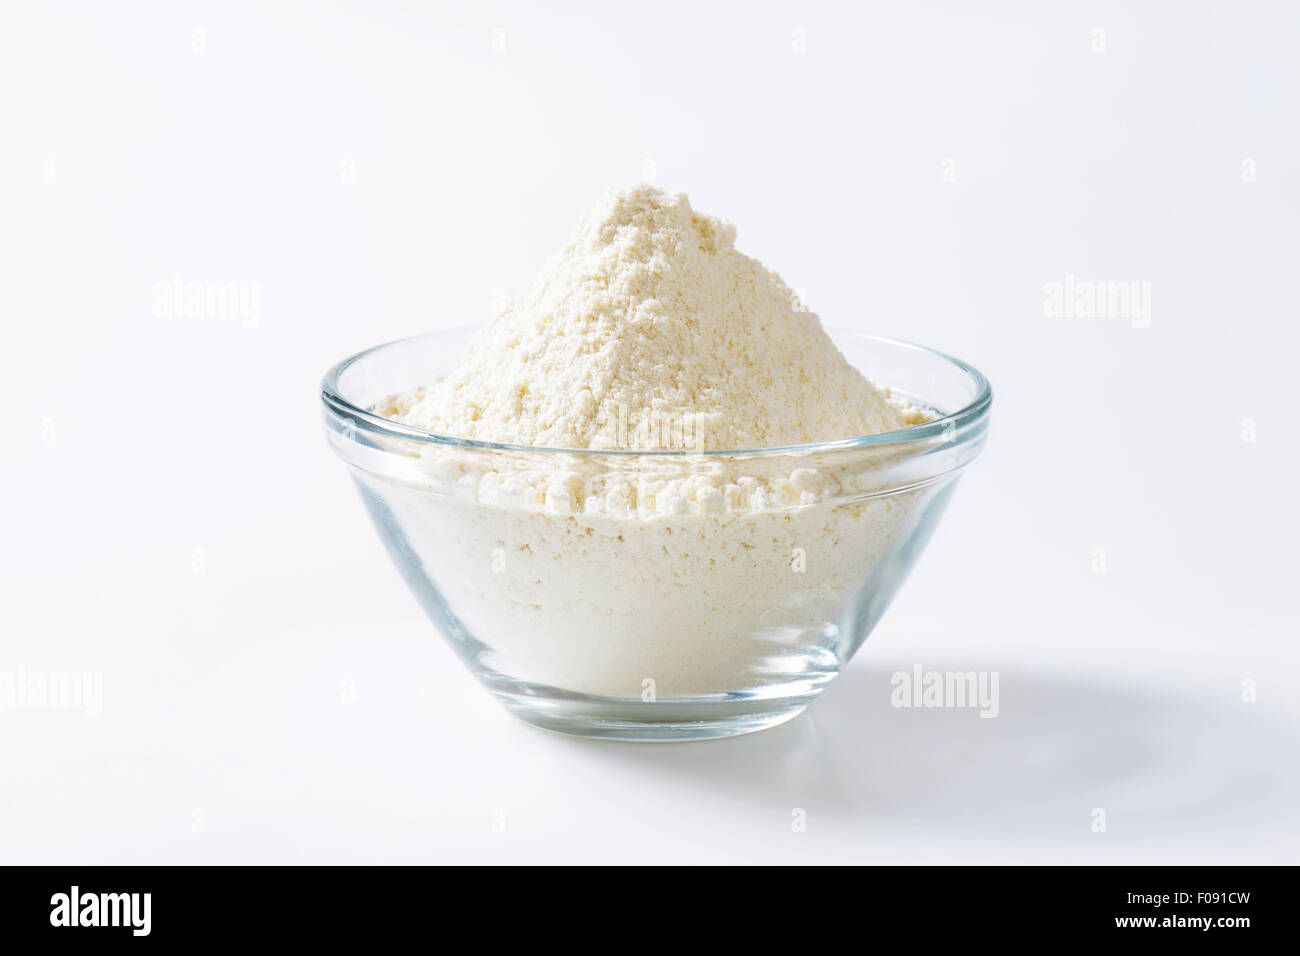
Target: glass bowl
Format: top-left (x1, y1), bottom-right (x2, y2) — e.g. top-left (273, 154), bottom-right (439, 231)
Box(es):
top-left (321, 327), bottom-right (991, 740)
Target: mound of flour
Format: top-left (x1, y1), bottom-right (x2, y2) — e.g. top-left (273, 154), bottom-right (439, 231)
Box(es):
top-left (365, 186), bottom-right (935, 699)
top-left (392, 185), bottom-right (919, 450)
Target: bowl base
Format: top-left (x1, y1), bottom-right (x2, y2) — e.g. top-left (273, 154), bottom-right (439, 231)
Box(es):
top-left (494, 690), bottom-right (812, 741)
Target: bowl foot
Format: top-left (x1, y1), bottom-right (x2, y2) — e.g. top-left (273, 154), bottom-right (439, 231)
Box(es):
top-left (494, 691), bottom-right (813, 742)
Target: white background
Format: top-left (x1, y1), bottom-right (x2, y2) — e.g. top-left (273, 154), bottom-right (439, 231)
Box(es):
top-left (2, 1), bottom-right (1297, 864)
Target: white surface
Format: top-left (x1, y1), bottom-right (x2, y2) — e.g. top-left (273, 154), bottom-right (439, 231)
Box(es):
top-left (2, 0), bottom-right (1297, 864)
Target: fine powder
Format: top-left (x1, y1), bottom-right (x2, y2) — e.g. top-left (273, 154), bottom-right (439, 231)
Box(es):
top-left (389, 184), bottom-right (922, 450)
top-left (369, 187), bottom-right (936, 699)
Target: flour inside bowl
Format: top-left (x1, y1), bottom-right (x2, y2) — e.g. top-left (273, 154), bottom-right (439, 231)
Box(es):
top-left (368, 187), bottom-right (936, 699)
top-left (384, 184), bottom-right (923, 451)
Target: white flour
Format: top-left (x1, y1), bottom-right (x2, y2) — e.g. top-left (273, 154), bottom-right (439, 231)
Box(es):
top-left (370, 187), bottom-right (931, 698)
top-left (389, 185), bottom-right (921, 450)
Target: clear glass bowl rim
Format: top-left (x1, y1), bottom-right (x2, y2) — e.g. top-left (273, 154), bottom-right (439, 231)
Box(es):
top-left (321, 326), bottom-right (993, 459)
